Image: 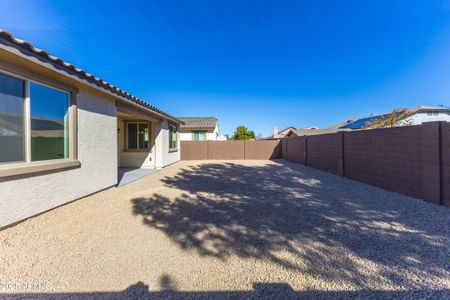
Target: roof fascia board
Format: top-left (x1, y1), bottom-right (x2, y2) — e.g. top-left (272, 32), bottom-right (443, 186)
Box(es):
top-left (117, 102), bottom-right (162, 122)
top-left (180, 128), bottom-right (215, 131)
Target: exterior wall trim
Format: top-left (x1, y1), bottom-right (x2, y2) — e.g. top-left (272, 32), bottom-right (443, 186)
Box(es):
top-left (0, 159), bottom-right (81, 178)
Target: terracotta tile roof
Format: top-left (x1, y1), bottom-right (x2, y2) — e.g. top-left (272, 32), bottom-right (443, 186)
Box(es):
top-left (0, 29), bottom-right (182, 124)
top-left (178, 117), bottom-right (218, 130)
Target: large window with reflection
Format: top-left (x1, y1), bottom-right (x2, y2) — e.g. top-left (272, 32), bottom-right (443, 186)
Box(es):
top-left (30, 82), bottom-right (69, 161)
top-left (0, 70), bottom-right (72, 165)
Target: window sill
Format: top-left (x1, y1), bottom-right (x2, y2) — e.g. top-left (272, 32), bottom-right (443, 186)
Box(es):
top-left (169, 148), bottom-right (178, 153)
top-left (0, 160), bottom-right (81, 178)
top-left (123, 149), bottom-right (151, 153)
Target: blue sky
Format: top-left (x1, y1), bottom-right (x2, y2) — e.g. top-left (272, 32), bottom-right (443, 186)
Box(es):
top-left (1, 0), bottom-right (450, 136)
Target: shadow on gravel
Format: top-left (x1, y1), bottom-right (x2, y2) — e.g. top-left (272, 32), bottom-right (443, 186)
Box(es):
top-left (131, 160), bottom-right (450, 290)
top-left (2, 282), bottom-right (449, 299)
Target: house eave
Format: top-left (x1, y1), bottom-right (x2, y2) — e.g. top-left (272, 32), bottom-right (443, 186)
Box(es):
top-left (0, 30), bottom-right (183, 125)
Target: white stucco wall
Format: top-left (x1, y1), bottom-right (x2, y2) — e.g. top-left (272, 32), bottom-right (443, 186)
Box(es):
top-left (158, 121), bottom-right (180, 167)
top-left (179, 124), bottom-right (219, 141)
top-left (207, 125), bottom-right (219, 140)
top-left (0, 89), bottom-right (118, 227)
top-left (405, 112), bottom-right (450, 125)
top-left (180, 132), bottom-right (193, 141)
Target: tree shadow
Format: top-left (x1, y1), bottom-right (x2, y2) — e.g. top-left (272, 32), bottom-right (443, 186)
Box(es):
top-left (131, 160), bottom-right (450, 291)
top-left (2, 281), bottom-right (448, 299)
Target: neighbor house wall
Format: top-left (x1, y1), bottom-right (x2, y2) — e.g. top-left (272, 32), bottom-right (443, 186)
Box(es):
top-left (206, 125), bottom-right (219, 140)
top-left (0, 89), bottom-right (118, 227)
top-left (180, 132), bottom-right (194, 141)
top-left (407, 112), bottom-right (450, 125)
top-left (179, 126), bottom-right (218, 141)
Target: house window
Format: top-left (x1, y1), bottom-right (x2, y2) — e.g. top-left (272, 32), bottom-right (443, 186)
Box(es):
top-left (30, 82), bottom-right (70, 161)
top-left (127, 122), bottom-right (149, 150)
top-left (0, 72), bottom-right (25, 163)
top-left (0, 71), bottom-right (72, 165)
top-left (193, 131), bottom-right (206, 141)
top-left (169, 125), bottom-right (177, 150)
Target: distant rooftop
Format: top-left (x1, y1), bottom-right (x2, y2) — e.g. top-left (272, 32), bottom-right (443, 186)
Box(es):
top-left (339, 114), bottom-right (389, 130)
top-left (273, 105), bottom-right (450, 138)
top-left (178, 117), bottom-right (218, 130)
top-left (414, 105), bottom-right (450, 112)
top-left (339, 106), bottom-right (450, 130)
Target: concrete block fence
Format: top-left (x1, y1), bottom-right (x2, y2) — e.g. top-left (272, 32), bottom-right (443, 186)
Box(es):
top-left (282, 121), bottom-right (450, 207)
top-left (180, 140), bottom-right (282, 160)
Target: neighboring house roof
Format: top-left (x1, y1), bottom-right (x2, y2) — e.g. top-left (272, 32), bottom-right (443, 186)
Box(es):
top-left (0, 113), bottom-right (66, 137)
top-left (338, 114), bottom-right (389, 130)
top-left (0, 30), bottom-right (183, 124)
top-left (414, 105), bottom-right (450, 113)
top-left (279, 105), bottom-right (450, 138)
top-left (338, 106), bottom-right (450, 130)
top-left (291, 127), bottom-right (339, 136)
top-left (278, 126), bottom-right (296, 134)
top-left (178, 117), bottom-right (218, 130)
top-left (267, 126), bottom-right (320, 139)
top-left (31, 118), bottom-right (64, 131)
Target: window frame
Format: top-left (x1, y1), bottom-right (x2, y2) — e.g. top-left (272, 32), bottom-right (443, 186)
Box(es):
top-left (192, 131), bottom-right (207, 141)
top-left (169, 124), bottom-right (178, 152)
top-left (0, 68), bottom-right (79, 178)
top-left (124, 120), bottom-right (151, 152)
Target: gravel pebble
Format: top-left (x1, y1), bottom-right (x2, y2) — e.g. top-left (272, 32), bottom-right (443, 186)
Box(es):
top-left (0, 160), bottom-right (449, 299)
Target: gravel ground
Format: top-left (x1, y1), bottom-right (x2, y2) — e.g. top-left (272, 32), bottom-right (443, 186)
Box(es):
top-left (0, 160), bottom-right (449, 299)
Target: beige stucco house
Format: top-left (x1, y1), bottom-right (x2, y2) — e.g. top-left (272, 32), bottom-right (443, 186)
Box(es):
top-left (0, 30), bottom-right (182, 228)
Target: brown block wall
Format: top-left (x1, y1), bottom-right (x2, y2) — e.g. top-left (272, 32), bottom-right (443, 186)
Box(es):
top-left (244, 140), bottom-right (281, 159)
top-left (181, 140), bottom-right (282, 160)
top-left (281, 121), bottom-right (449, 207)
top-left (441, 122), bottom-right (450, 207)
top-left (307, 133), bottom-right (339, 174)
top-left (281, 138), bottom-right (288, 159)
top-left (420, 122), bottom-right (441, 204)
top-left (285, 136), bottom-right (306, 164)
top-left (182, 122), bottom-right (449, 207)
top-left (208, 141), bottom-right (245, 160)
top-left (180, 141), bottom-right (208, 160)
top-left (344, 126), bottom-right (423, 199)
